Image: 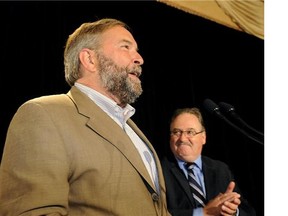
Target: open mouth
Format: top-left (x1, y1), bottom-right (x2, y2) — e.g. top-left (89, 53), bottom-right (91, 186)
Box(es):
top-left (129, 70), bottom-right (141, 78)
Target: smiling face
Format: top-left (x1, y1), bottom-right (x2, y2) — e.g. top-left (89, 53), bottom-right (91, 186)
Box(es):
top-left (170, 112), bottom-right (206, 162)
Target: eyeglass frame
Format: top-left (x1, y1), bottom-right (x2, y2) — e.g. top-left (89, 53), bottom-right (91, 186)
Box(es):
top-left (170, 129), bottom-right (204, 138)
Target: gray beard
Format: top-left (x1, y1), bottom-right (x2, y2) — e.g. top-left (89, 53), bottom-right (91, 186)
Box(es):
top-left (97, 53), bottom-right (143, 105)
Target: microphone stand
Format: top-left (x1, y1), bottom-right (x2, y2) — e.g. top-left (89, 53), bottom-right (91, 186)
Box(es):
top-left (203, 99), bottom-right (264, 146)
top-left (218, 102), bottom-right (264, 138)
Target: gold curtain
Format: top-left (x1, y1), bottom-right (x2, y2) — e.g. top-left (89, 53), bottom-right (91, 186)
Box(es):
top-left (157, 0), bottom-right (264, 40)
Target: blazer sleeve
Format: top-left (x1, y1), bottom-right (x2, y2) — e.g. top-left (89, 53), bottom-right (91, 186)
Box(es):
top-left (202, 156), bottom-right (256, 216)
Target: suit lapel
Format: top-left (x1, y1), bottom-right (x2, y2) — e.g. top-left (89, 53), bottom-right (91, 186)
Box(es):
top-left (127, 119), bottom-right (165, 193)
top-left (202, 159), bottom-right (218, 200)
top-left (169, 160), bottom-right (194, 204)
top-left (67, 87), bottom-right (156, 192)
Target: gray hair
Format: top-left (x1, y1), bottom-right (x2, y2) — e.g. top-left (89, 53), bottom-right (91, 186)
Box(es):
top-left (63, 18), bottom-right (130, 86)
top-left (170, 107), bottom-right (206, 130)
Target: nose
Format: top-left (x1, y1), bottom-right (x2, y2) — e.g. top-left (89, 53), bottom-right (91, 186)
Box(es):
top-left (133, 52), bottom-right (144, 65)
top-left (178, 132), bottom-right (189, 141)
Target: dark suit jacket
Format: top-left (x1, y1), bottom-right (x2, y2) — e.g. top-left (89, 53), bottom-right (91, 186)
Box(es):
top-left (161, 155), bottom-right (256, 216)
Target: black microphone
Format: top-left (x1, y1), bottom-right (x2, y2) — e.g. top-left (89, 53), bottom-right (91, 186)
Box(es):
top-left (203, 99), bottom-right (263, 145)
top-left (218, 102), bottom-right (264, 137)
top-left (203, 99), bottom-right (226, 120)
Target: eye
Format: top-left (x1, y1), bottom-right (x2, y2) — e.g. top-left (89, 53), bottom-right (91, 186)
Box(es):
top-left (121, 44), bottom-right (130, 50)
top-left (171, 130), bottom-right (181, 136)
top-left (186, 130), bottom-right (196, 136)
top-left (175, 131), bottom-right (181, 136)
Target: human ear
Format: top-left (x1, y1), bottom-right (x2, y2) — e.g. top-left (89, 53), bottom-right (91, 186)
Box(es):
top-left (79, 48), bottom-right (96, 71)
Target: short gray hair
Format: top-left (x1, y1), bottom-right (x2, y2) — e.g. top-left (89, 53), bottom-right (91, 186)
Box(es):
top-left (63, 18), bottom-right (129, 86)
top-left (170, 107), bottom-right (206, 130)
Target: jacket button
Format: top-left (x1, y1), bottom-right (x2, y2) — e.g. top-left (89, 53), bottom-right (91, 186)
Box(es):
top-left (151, 193), bottom-right (159, 201)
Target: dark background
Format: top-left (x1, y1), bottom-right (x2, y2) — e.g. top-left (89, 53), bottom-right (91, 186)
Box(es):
top-left (0, 1), bottom-right (264, 215)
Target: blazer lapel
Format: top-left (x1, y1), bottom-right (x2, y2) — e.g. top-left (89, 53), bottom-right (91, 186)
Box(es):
top-left (127, 119), bottom-right (164, 193)
top-left (67, 87), bottom-right (156, 192)
top-left (169, 160), bottom-right (194, 204)
top-left (202, 160), bottom-right (218, 200)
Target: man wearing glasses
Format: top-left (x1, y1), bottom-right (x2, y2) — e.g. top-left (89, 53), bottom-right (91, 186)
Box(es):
top-left (161, 107), bottom-right (256, 216)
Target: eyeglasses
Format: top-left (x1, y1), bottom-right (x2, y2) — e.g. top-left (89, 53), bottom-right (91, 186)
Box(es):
top-left (170, 129), bottom-right (204, 138)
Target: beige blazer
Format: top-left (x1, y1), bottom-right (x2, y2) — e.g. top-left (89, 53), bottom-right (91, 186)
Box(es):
top-left (0, 86), bottom-right (171, 216)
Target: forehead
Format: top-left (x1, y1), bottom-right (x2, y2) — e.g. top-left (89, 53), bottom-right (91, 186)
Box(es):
top-left (101, 25), bottom-right (137, 46)
top-left (171, 113), bottom-right (200, 128)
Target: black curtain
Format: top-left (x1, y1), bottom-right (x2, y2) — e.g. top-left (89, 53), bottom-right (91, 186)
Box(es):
top-left (0, 1), bottom-right (264, 215)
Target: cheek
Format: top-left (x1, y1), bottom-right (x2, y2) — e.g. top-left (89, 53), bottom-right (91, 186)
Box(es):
top-left (170, 139), bottom-right (180, 153)
top-left (114, 52), bottom-right (131, 66)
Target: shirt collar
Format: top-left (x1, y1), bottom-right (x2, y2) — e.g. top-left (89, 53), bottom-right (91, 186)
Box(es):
top-left (176, 156), bottom-right (203, 171)
top-left (74, 82), bottom-right (135, 125)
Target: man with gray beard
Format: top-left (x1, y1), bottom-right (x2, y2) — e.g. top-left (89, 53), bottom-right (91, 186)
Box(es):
top-left (0, 18), bottom-right (171, 216)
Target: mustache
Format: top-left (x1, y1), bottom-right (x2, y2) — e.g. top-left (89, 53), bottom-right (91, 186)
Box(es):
top-left (176, 142), bottom-right (192, 147)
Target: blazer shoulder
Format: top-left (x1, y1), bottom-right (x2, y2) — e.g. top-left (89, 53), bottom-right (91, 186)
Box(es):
top-left (23, 93), bottom-right (70, 105)
top-left (161, 155), bottom-right (177, 167)
top-left (202, 156), bottom-right (229, 169)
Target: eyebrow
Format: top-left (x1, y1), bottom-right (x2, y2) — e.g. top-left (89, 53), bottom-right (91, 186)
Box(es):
top-left (172, 128), bottom-right (196, 131)
top-left (121, 39), bottom-right (139, 51)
